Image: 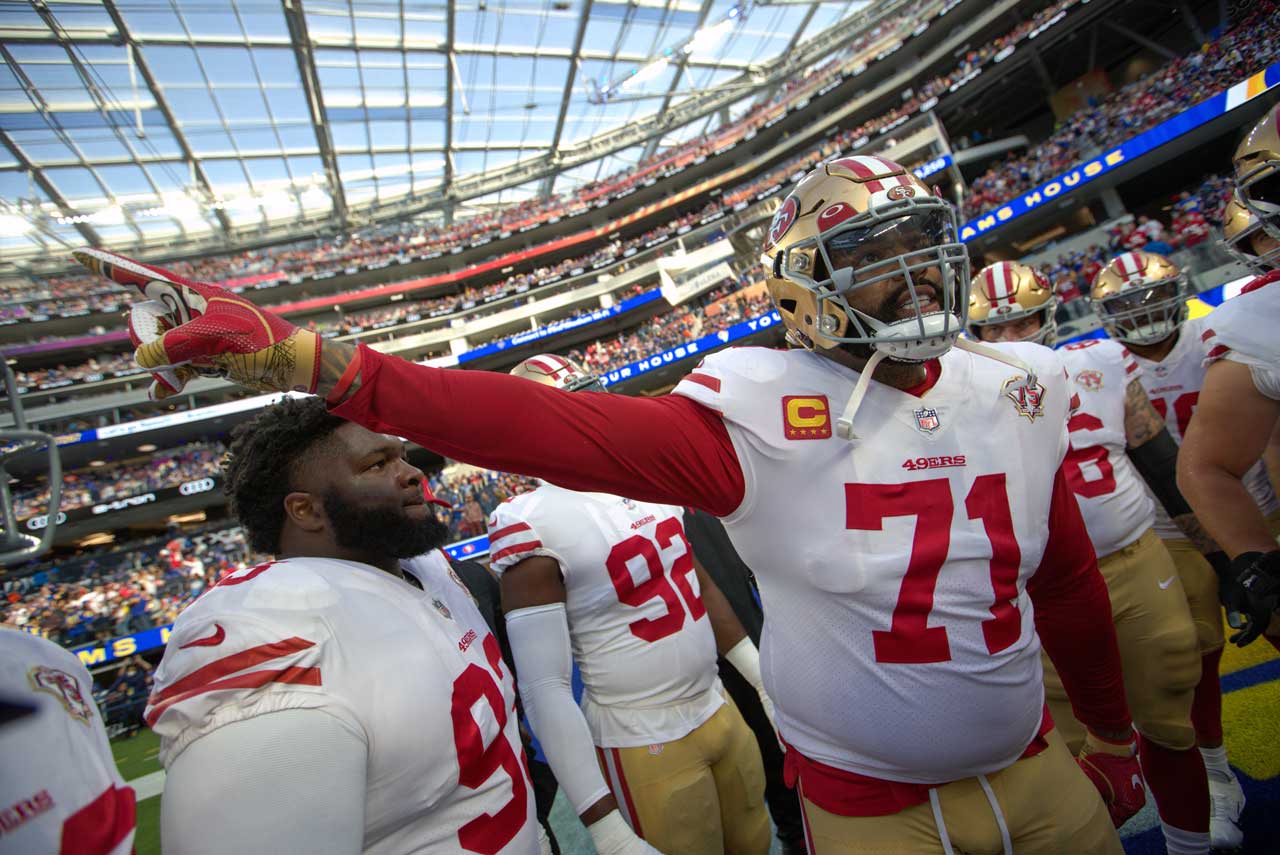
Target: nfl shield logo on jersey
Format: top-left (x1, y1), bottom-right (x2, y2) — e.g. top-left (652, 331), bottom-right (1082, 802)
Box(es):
top-left (432, 597), bottom-right (453, 620)
top-left (913, 407), bottom-right (941, 433)
top-left (1002, 375), bottom-right (1047, 422)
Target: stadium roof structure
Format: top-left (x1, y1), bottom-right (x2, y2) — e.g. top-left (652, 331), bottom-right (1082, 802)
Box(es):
top-left (0, 0), bottom-right (890, 264)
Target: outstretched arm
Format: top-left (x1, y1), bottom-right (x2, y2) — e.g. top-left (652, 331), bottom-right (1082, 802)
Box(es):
top-left (70, 248), bottom-right (745, 517)
top-left (331, 344), bottom-right (746, 516)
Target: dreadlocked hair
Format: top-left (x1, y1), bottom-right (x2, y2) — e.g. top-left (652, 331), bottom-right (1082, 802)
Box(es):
top-left (223, 396), bottom-right (347, 554)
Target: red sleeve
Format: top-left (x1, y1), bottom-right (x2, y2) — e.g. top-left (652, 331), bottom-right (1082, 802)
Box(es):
top-left (1026, 464), bottom-right (1131, 736)
top-left (332, 344), bottom-right (746, 516)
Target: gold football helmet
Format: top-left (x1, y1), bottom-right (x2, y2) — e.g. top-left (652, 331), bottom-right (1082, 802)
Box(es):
top-left (760, 154), bottom-right (969, 362)
top-left (1090, 251), bottom-right (1188, 345)
top-left (1234, 103), bottom-right (1280, 240)
top-left (1220, 192), bottom-right (1280, 273)
top-left (509, 353), bottom-right (605, 392)
top-left (968, 261), bottom-right (1057, 344)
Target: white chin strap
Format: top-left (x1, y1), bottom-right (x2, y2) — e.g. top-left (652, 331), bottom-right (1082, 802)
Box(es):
top-left (835, 336), bottom-right (1038, 442)
top-left (953, 336), bottom-right (1039, 385)
top-left (836, 349), bottom-right (888, 440)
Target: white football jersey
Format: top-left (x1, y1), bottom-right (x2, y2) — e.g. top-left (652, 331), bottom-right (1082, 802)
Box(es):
top-left (1131, 314), bottom-right (1279, 537)
top-left (672, 344), bottom-right (1072, 784)
top-left (1202, 279), bottom-right (1280, 400)
top-left (488, 489), bottom-right (722, 748)
top-left (147, 552), bottom-right (539, 855)
top-left (1058, 339), bottom-right (1156, 556)
top-left (0, 628), bottom-right (135, 855)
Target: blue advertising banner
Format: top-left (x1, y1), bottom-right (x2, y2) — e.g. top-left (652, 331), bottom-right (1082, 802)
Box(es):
top-left (957, 62), bottom-right (1280, 243)
top-left (72, 624), bottom-right (174, 669)
top-left (913, 154), bottom-right (952, 181)
top-left (597, 310), bottom-right (783, 387)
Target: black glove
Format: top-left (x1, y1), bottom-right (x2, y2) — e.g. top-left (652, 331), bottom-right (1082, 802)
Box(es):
top-left (1206, 551), bottom-right (1248, 629)
top-left (1227, 551), bottom-right (1280, 647)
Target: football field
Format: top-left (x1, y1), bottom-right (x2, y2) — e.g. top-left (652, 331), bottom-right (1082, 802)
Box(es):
top-left (115, 636), bottom-right (1280, 854)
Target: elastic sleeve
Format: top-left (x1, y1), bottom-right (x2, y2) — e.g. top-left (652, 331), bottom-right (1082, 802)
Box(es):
top-left (160, 709), bottom-right (367, 855)
top-left (1127, 427), bottom-right (1192, 518)
top-left (1027, 464), bottom-right (1131, 735)
top-left (505, 604), bottom-right (612, 816)
top-left (332, 346), bottom-right (745, 516)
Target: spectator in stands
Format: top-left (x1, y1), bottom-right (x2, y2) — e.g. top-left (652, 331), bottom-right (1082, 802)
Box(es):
top-left (461, 495), bottom-right (486, 539)
top-left (103, 657), bottom-right (151, 738)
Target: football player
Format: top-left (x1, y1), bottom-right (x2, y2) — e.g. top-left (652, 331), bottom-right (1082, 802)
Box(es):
top-left (144, 397), bottom-right (547, 855)
top-left (77, 155), bottom-right (1142, 854)
top-left (491, 354), bottom-right (771, 855)
top-left (1220, 194), bottom-right (1280, 276)
top-left (969, 261), bottom-right (1213, 854)
top-left (0, 627), bottom-right (137, 855)
top-left (1179, 103), bottom-right (1280, 653)
top-left (1089, 249), bottom-right (1280, 829)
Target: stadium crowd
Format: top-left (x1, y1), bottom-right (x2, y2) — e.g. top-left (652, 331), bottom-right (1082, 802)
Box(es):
top-left (1, 526), bottom-right (255, 649)
top-left (13, 444), bottom-right (224, 520)
top-left (567, 281), bottom-right (776, 376)
top-left (1034, 171), bottom-right (1237, 304)
top-left (0, 459), bottom-right (545, 653)
top-left (0, 0), bottom-right (1098, 322)
top-left (962, 1), bottom-right (1280, 217)
top-left (9, 0), bottom-right (1266, 398)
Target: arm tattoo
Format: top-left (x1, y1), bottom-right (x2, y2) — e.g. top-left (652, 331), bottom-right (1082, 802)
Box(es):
top-left (1123, 379), bottom-right (1165, 449)
top-left (317, 340), bottom-right (361, 403)
top-left (1171, 512), bottom-right (1222, 555)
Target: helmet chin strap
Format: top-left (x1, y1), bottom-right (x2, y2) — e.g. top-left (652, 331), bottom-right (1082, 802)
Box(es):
top-left (835, 336), bottom-right (1039, 442)
top-left (835, 349), bottom-right (888, 440)
top-left (953, 336), bottom-right (1039, 387)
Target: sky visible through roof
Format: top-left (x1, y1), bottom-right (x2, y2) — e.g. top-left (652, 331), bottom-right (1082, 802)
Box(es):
top-left (0, 0), bottom-right (870, 261)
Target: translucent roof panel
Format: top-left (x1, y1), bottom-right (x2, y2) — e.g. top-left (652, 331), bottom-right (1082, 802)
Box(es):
top-left (0, 0), bottom-right (902, 259)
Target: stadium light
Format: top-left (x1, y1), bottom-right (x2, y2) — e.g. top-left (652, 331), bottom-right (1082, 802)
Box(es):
top-left (623, 56), bottom-right (671, 90)
top-left (0, 214), bottom-right (32, 237)
top-left (685, 18), bottom-right (735, 58)
top-left (160, 193), bottom-right (204, 224)
top-left (89, 206), bottom-right (125, 226)
top-left (595, 2), bottom-right (750, 102)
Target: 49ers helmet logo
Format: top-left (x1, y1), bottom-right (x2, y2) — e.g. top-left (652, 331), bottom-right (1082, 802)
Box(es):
top-left (768, 196), bottom-right (799, 247)
top-left (886, 184), bottom-right (916, 201)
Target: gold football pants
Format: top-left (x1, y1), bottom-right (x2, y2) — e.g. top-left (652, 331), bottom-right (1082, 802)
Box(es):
top-left (1162, 507), bottom-right (1280, 652)
top-left (796, 729), bottom-right (1121, 854)
top-left (1042, 528), bottom-right (1200, 752)
top-left (596, 695), bottom-right (770, 855)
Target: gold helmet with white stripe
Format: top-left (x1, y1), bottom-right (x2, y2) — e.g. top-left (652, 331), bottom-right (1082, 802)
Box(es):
top-left (1221, 191), bottom-right (1280, 273)
top-left (968, 261), bottom-right (1057, 344)
top-left (509, 353), bottom-right (606, 392)
top-left (1234, 103), bottom-right (1280, 240)
top-left (760, 154), bottom-right (969, 362)
top-left (1090, 251), bottom-right (1188, 345)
